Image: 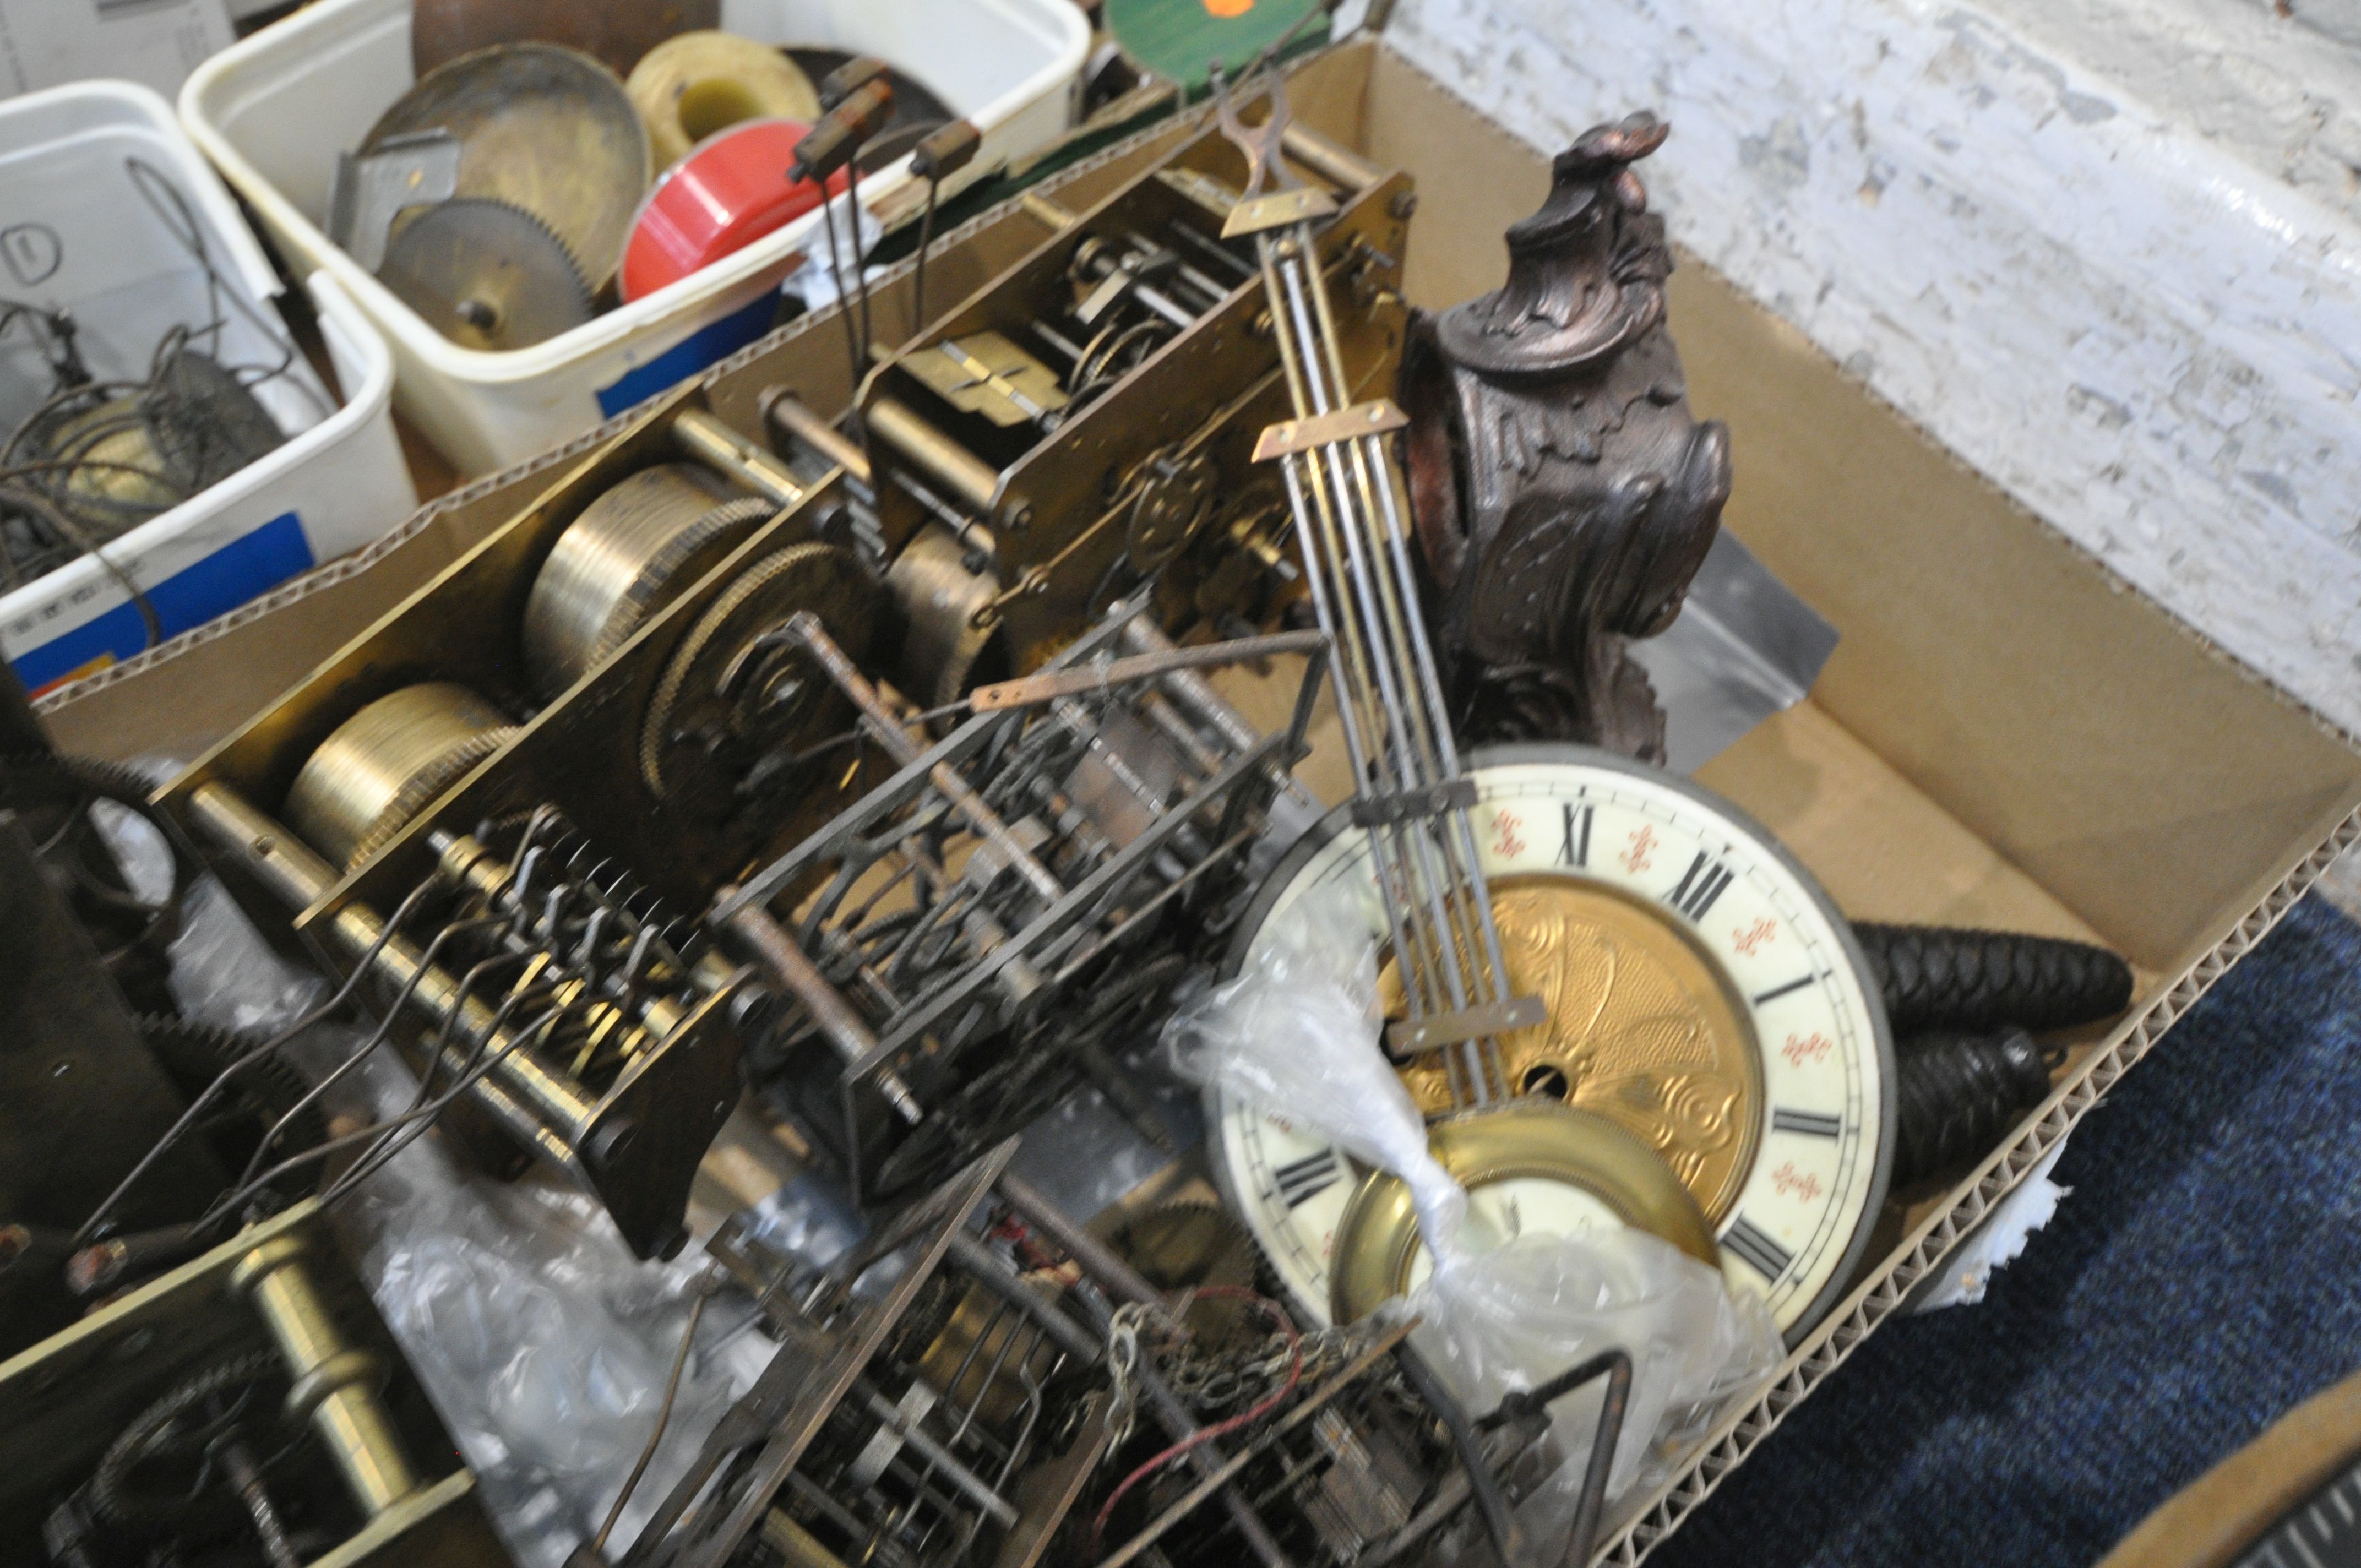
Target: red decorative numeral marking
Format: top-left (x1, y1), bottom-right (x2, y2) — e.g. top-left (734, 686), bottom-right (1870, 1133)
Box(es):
top-left (1620, 825), bottom-right (1658, 874)
top-left (1491, 810), bottom-right (1526, 859)
top-left (1733, 917), bottom-right (1777, 955)
top-left (1771, 1162), bottom-right (1824, 1203)
top-left (1781, 1032), bottom-right (1832, 1068)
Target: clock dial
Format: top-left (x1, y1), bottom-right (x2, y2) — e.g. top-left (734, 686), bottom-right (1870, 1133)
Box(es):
top-left (1210, 744), bottom-right (1894, 1343)
top-left (1383, 875), bottom-right (1764, 1222)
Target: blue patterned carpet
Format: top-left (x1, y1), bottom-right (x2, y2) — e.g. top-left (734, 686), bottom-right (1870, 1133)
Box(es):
top-left (1653, 895), bottom-right (2361, 1567)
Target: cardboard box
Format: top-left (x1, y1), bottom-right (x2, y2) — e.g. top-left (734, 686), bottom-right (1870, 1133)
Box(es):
top-left (38, 40), bottom-right (2361, 1564)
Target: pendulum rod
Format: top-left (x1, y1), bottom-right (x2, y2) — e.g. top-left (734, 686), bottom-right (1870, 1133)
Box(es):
top-left (1218, 70), bottom-right (1534, 1108)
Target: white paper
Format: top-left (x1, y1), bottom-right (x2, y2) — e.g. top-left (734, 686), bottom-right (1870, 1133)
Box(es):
top-left (1910, 1141), bottom-right (2071, 1311)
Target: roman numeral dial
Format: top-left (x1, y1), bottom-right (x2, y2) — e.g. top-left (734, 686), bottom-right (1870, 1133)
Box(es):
top-left (1666, 850), bottom-right (1736, 922)
top-left (1559, 802), bottom-right (1592, 867)
top-left (1723, 1216), bottom-right (1794, 1281)
top-left (1210, 753), bottom-right (1891, 1346)
top-left (1272, 1149), bottom-right (1341, 1209)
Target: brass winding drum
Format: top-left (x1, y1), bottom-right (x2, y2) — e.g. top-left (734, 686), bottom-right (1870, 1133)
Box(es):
top-left (281, 683), bottom-right (515, 869)
top-left (521, 462), bottom-right (775, 700)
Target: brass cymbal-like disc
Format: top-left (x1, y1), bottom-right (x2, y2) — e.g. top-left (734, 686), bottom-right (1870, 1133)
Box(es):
top-left (1328, 1099), bottom-right (1721, 1325)
top-left (364, 43), bottom-right (651, 289)
top-left (520, 464), bottom-right (772, 700)
top-left (1386, 876), bottom-right (1764, 1224)
top-left (284, 683), bottom-right (514, 869)
top-left (377, 199), bottom-right (595, 351)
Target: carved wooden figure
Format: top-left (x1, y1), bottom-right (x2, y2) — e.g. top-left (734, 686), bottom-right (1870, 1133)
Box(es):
top-left (1401, 112), bottom-right (1731, 761)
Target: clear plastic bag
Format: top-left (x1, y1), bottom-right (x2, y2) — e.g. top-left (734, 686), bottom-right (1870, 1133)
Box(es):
top-left (1162, 880), bottom-right (1781, 1539)
top-left (357, 1162), bottom-right (758, 1564)
top-left (302, 1036), bottom-right (761, 1567)
top-left (86, 755), bottom-right (327, 1033)
top-left (1164, 882), bottom-right (1467, 1255)
top-left (1401, 1227), bottom-right (1780, 1527)
top-left (167, 874), bottom-right (328, 1034)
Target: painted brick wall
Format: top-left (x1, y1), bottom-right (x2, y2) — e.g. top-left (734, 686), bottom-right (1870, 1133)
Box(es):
top-left (1386, 0), bottom-right (2361, 738)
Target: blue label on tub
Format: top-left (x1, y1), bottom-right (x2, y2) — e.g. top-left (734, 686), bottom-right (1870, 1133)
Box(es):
top-left (595, 293), bottom-right (781, 417)
top-left (12, 511), bottom-right (314, 694)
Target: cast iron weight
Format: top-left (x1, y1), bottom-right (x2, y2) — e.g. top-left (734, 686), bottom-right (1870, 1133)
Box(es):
top-left (1853, 922), bottom-right (2133, 1035)
top-left (1891, 1025), bottom-right (2057, 1188)
top-left (1856, 923), bottom-right (2131, 1185)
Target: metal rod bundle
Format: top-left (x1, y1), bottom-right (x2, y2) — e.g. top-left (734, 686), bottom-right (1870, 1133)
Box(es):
top-left (1216, 72), bottom-right (1533, 1109)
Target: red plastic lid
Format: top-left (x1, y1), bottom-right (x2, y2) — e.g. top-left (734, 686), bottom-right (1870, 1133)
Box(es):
top-left (618, 118), bottom-right (851, 303)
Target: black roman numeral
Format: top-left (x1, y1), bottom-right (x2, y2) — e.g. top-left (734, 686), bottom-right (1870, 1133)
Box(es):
top-left (1559, 803), bottom-right (1593, 868)
top-left (1272, 1149), bottom-right (1342, 1210)
top-left (1773, 1108), bottom-right (1843, 1139)
top-left (1723, 1216), bottom-right (1793, 1281)
top-left (1665, 851), bottom-right (1734, 922)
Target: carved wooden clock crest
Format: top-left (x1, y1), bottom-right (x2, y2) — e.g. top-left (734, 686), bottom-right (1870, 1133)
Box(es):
top-left (1401, 112), bottom-right (1732, 762)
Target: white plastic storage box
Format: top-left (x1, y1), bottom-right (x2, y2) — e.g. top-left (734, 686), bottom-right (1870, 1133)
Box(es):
top-left (0, 81), bottom-right (412, 698)
top-left (179, 0), bottom-right (1091, 475)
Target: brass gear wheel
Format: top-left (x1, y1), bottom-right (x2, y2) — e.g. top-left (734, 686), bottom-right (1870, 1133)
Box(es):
top-left (521, 461), bottom-right (772, 699)
top-left (1109, 1200), bottom-right (1258, 1294)
top-left (1123, 444), bottom-right (1217, 573)
top-left (638, 542), bottom-right (878, 814)
top-left (569, 498), bottom-right (774, 676)
top-left (1110, 1199), bottom-right (1265, 1353)
top-left (343, 723), bottom-right (518, 868)
top-left (283, 683), bottom-right (516, 869)
top-left (377, 198), bottom-right (596, 351)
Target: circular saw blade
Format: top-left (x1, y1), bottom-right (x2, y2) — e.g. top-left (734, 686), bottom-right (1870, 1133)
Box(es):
top-left (364, 42), bottom-right (651, 289)
top-left (378, 198), bottom-right (596, 351)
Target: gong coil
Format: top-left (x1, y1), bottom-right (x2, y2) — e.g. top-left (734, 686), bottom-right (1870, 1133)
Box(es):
top-left (284, 683), bottom-right (515, 869)
top-left (520, 463), bottom-right (775, 700)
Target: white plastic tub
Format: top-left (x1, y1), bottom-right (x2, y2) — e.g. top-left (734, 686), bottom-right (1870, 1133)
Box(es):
top-left (0, 81), bottom-right (413, 696)
top-left (179, 0), bottom-right (1090, 475)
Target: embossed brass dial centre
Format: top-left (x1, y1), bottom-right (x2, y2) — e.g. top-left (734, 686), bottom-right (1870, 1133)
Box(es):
top-left (1383, 875), bottom-right (1763, 1223)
